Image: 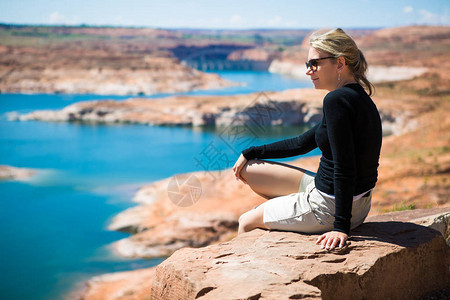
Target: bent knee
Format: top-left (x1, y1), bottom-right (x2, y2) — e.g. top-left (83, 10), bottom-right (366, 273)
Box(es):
top-left (238, 206), bottom-right (266, 233)
top-left (238, 211), bottom-right (250, 226)
top-left (240, 159), bottom-right (262, 181)
top-left (238, 211), bottom-right (253, 232)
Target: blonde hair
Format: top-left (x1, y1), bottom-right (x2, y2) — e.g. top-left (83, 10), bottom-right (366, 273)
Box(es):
top-left (309, 28), bottom-right (374, 96)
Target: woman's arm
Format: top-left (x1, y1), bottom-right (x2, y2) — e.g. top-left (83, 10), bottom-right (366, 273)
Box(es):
top-left (323, 92), bottom-right (357, 235)
top-left (241, 124), bottom-right (319, 160)
top-left (232, 153), bottom-right (248, 184)
top-left (315, 92), bottom-right (357, 250)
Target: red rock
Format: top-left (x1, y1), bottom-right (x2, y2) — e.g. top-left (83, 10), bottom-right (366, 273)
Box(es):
top-left (150, 216), bottom-right (449, 300)
top-left (77, 209), bottom-right (449, 299)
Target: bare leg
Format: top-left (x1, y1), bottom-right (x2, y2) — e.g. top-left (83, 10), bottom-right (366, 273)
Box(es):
top-left (241, 159), bottom-right (312, 199)
top-left (238, 159), bottom-right (314, 234)
top-left (238, 203), bottom-right (267, 234)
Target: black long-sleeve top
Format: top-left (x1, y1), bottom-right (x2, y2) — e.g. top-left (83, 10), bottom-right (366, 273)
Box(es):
top-left (242, 83), bottom-right (382, 234)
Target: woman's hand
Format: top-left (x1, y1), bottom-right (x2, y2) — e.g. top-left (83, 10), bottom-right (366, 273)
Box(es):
top-left (232, 154), bottom-right (248, 184)
top-left (316, 231), bottom-right (348, 250)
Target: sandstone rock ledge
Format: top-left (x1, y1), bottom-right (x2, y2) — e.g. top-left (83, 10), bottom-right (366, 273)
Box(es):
top-left (79, 209), bottom-right (449, 300)
top-left (151, 217), bottom-right (449, 300)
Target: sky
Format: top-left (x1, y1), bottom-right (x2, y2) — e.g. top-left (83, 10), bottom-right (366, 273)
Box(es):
top-left (1, 0), bottom-right (449, 30)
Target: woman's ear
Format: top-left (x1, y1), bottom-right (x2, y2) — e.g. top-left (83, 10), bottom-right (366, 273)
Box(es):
top-left (337, 56), bottom-right (346, 71)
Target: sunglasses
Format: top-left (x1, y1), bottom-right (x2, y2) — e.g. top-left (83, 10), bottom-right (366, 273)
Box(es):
top-left (305, 56), bottom-right (336, 71)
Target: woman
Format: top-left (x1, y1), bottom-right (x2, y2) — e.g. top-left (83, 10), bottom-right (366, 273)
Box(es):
top-left (232, 28), bottom-right (382, 250)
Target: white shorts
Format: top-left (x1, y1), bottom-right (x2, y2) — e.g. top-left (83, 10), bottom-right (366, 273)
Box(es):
top-left (263, 172), bottom-right (371, 234)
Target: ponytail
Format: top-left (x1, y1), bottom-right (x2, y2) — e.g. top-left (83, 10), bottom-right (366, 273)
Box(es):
top-left (354, 49), bottom-right (374, 96)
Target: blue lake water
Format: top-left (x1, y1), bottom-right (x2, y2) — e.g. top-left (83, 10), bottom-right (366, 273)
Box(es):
top-left (0, 71), bottom-right (319, 299)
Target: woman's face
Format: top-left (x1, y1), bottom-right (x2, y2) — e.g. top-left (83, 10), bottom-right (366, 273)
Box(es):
top-left (306, 47), bottom-right (338, 91)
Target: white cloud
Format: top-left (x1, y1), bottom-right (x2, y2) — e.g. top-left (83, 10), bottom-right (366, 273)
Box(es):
top-left (49, 12), bottom-right (66, 24)
top-left (401, 6), bottom-right (449, 25)
top-left (418, 9), bottom-right (435, 22)
top-left (403, 6), bottom-right (414, 14)
top-left (417, 9), bottom-right (449, 24)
